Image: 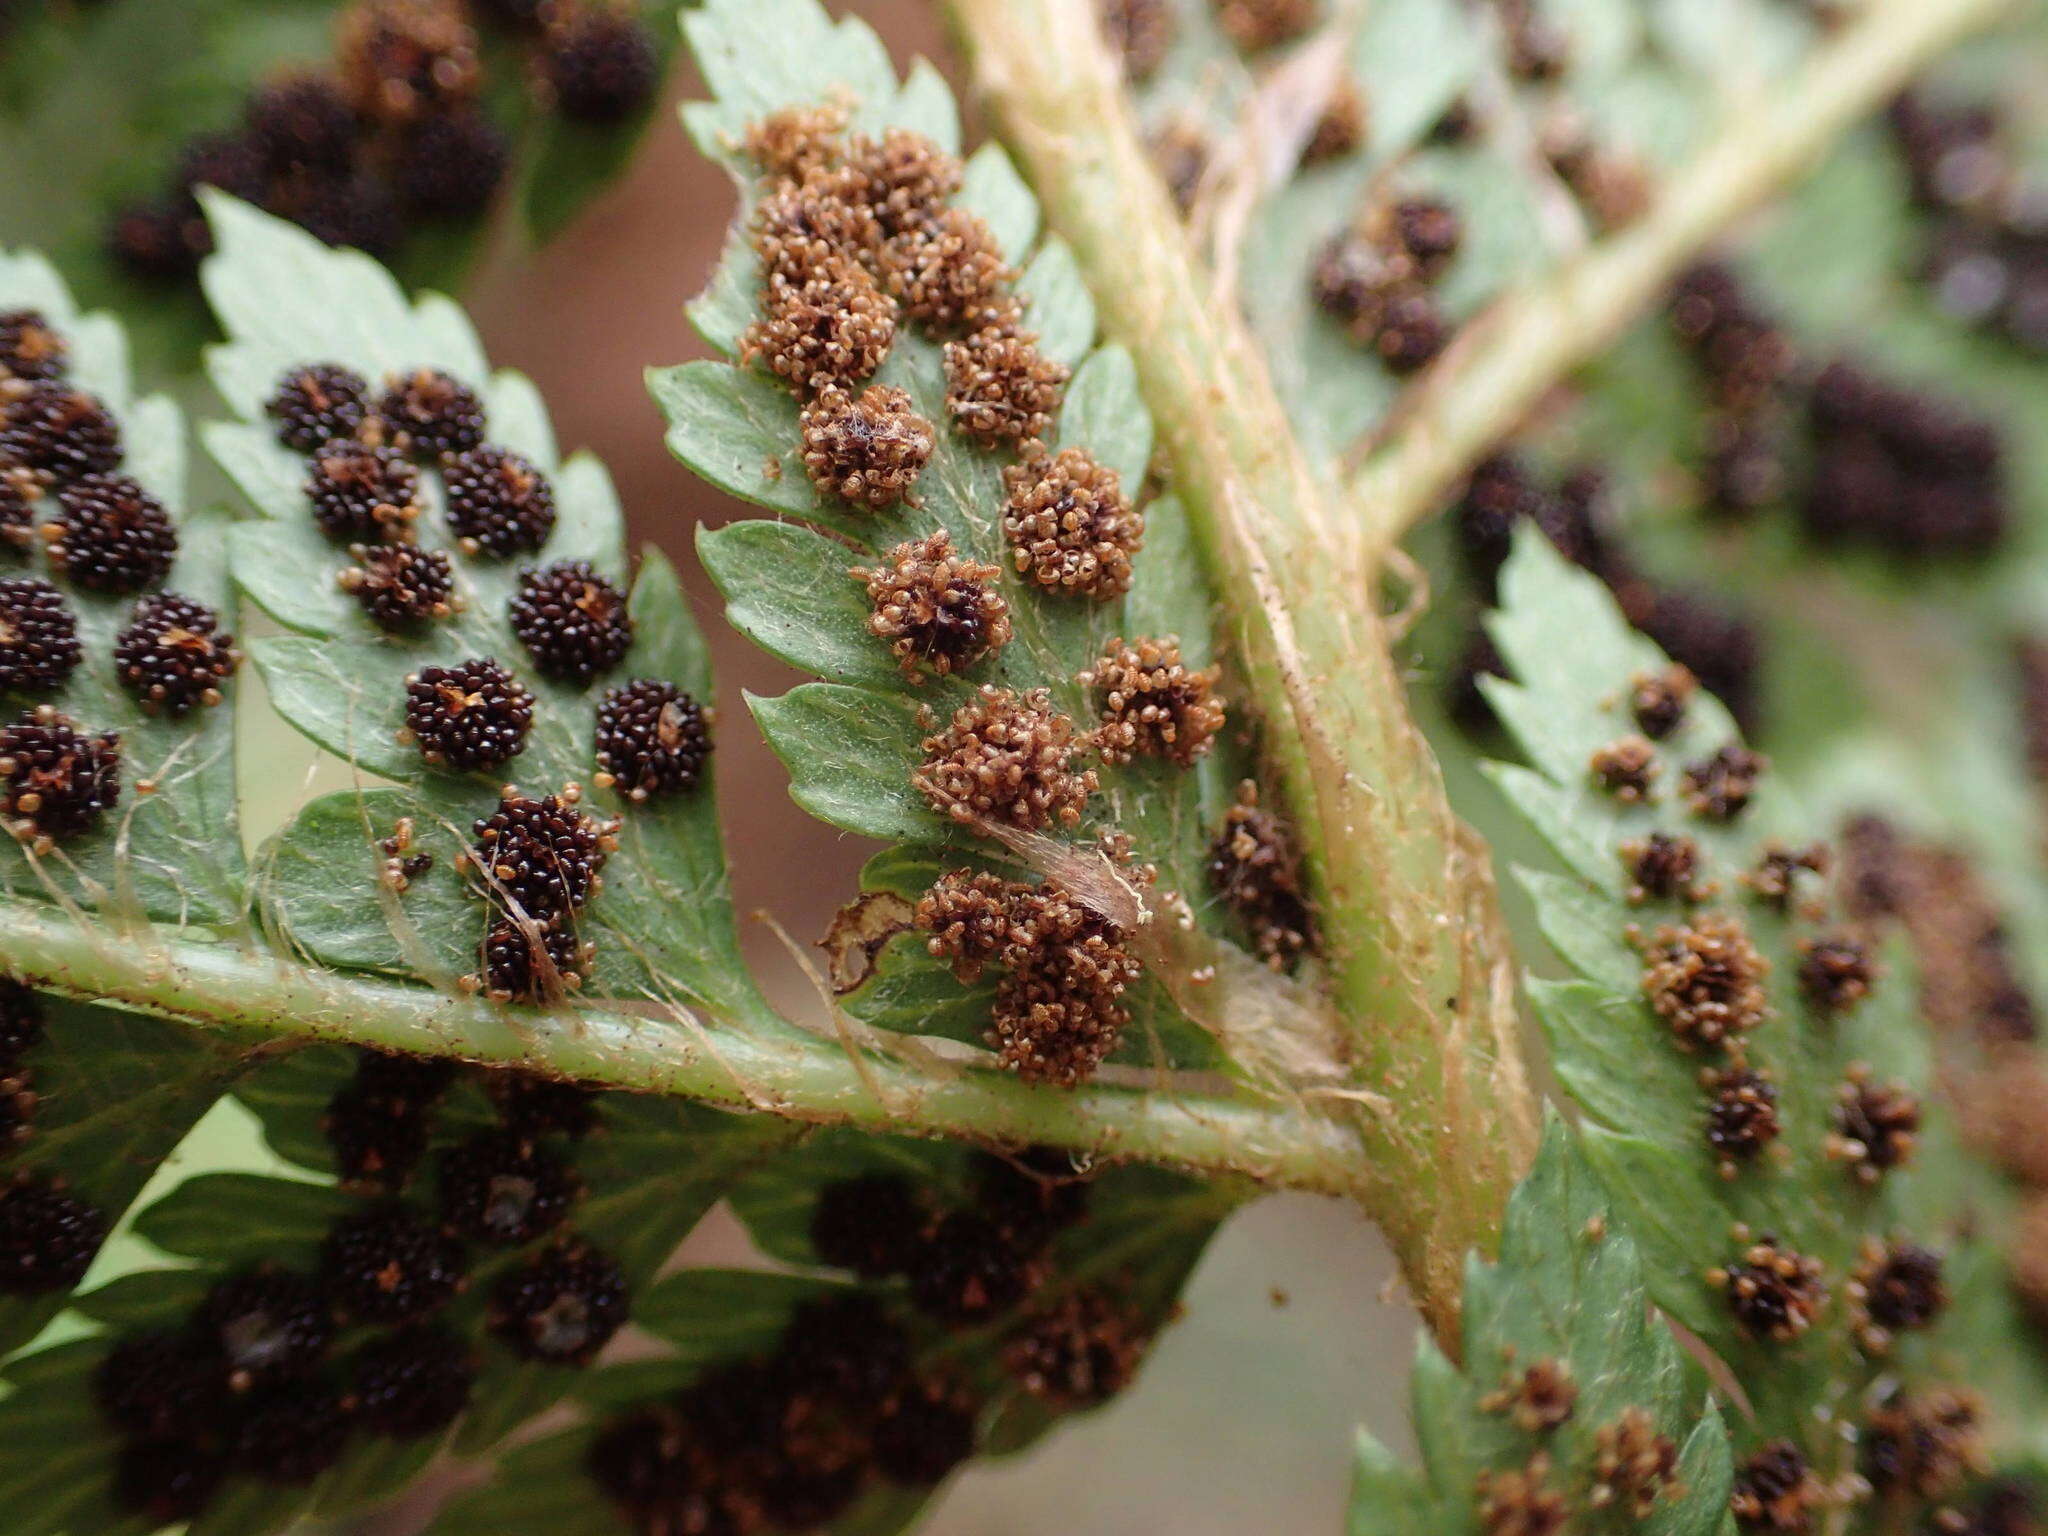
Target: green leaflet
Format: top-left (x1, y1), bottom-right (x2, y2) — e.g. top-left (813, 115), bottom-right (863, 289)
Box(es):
top-left (0, 251), bottom-right (244, 926)
top-left (0, 256), bottom-right (253, 1358)
top-left (202, 195), bottom-right (770, 1025)
top-left (662, 0), bottom-right (1247, 1077)
top-left (1133, 0), bottom-right (1820, 466)
top-left (0, 0), bottom-right (690, 380)
top-left (0, 999), bottom-right (253, 1359)
top-left (440, 1130), bottom-right (1240, 1536)
top-left (1482, 529), bottom-right (2048, 1475)
top-left (1348, 1119), bottom-right (1735, 1536)
top-left (17, 1044), bottom-right (803, 1535)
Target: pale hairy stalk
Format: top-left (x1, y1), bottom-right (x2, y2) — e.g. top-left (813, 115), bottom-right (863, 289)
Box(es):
top-left (943, 0), bottom-right (1541, 1347)
top-left (1345, 0), bottom-right (2015, 555)
top-left (0, 901), bottom-right (1367, 1194)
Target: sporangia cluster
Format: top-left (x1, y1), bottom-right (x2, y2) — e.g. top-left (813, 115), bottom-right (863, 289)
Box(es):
top-left (850, 530), bottom-right (1012, 681)
top-left (917, 869), bottom-right (1144, 1083)
top-left (1311, 194), bottom-right (1463, 373)
top-left (261, 350), bottom-right (712, 998)
top-left (0, 984), bottom-right (106, 1299)
top-left (584, 1148), bottom-right (1142, 1532)
top-left (1670, 261), bottom-right (2010, 554)
top-left (98, 1047), bottom-right (620, 1522)
top-left (1449, 451), bottom-right (1763, 731)
top-left (109, 0), bottom-right (657, 286)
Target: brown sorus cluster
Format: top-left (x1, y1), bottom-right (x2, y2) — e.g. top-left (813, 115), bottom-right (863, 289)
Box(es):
top-left (1862, 1389), bottom-right (1986, 1503)
top-left (321, 1048), bottom-right (455, 1190)
top-left (1098, 0), bottom-right (1178, 80)
top-left (266, 364), bottom-right (371, 452)
top-left (0, 382), bottom-right (123, 485)
top-left (44, 473), bottom-right (178, 593)
top-left (338, 542), bottom-right (460, 630)
top-left (487, 1240), bottom-right (629, 1364)
top-left (916, 869), bottom-right (1142, 1084)
top-left (1804, 359), bottom-right (2008, 557)
top-left (1448, 452), bottom-right (1763, 728)
top-left (799, 383), bottom-right (936, 510)
top-left (740, 102), bottom-right (851, 182)
top-left (401, 656), bottom-right (534, 770)
top-left (1630, 665), bottom-right (1695, 739)
top-left (0, 310), bottom-right (67, 385)
top-left (1729, 1440), bottom-right (1822, 1532)
top-left (851, 530), bottom-right (1011, 681)
top-left (587, 1290), bottom-right (976, 1533)
top-left (944, 323), bottom-right (1071, 447)
top-left (1849, 1239), bottom-right (1947, 1352)
top-left (477, 918), bottom-right (589, 1005)
top-left (113, 594), bottom-right (241, 716)
top-left (1478, 1357), bottom-right (1577, 1432)
top-left (1796, 933), bottom-right (1874, 1013)
top-left (1667, 262), bottom-right (1800, 518)
top-left (1838, 818), bottom-right (2037, 1045)
top-left (744, 251), bottom-right (899, 396)
top-left (0, 1175), bottom-right (105, 1294)
top-left (1475, 1454), bottom-right (1569, 1536)
top-left (1310, 196), bottom-right (1461, 372)
top-left (1682, 744), bottom-right (1765, 820)
top-left (304, 439), bottom-right (421, 543)
top-left (1640, 912), bottom-right (1770, 1051)
top-left (1710, 1231), bottom-right (1827, 1342)
top-left (463, 784), bottom-right (616, 999)
top-left (437, 1128), bottom-right (579, 1244)
top-left (1000, 446), bottom-right (1144, 600)
top-left (1208, 780), bottom-right (1317, 969)
top-left (338, 0), bottom-right (481, 123)
top-left (914, 685), bottom-right (1097, 832)
top-left (1745, 841), bottom-right (1828, 912)
top-left (877, 206), bottom-right (1017, 331)
top-left (466, 785), bottom-right (617, 919)
top-left (1590, 735), bottom-right (1658, 801)
top-left (509, 559), bottom-right (634, 685)
top-left (1827, 1066), bottom-right (1920, 1185)
top-left (536, 1), bottom-right (660, 124)
top-left (1621, 832), bottom-right (1703, 904)
top-left (594, 679), bottom-right (712, 802)
top-left (1082, 636), bottom-right (1226, 766)
top-left (1213, 0), bottom-right (1318, 53)
top-left (0, 577), bottom-right (81, 695)
top-left (0, 706), bottom-right (121, 847)
top-left (443, 444), bottom-right (557, 557)
top-left (1703, 1065), bottom-right (1781, 1178)
top-left (809, 1172), bottom-right (925, 1278)
top-left (348, 1325), bottom-right (476, 1441)
top-left (380, 367), bottom-right (486, 458)
top-left (1302, 82), bottom-right (1368, 166)
top-left (318, 1204), bottom-right (466, 1323)
top-left (1002, 1286), bottom-right (1149, 1407)
top-left (1590, 1407), bottom-right (1681, 1518)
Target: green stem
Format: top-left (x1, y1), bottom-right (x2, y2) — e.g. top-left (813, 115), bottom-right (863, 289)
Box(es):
top-left (0, 902), bottom-right (1367, 1195)
top-left (943, 0), bottom-right (1540, 1347)
top-left (1345, 0), bottom-right (2015, 550)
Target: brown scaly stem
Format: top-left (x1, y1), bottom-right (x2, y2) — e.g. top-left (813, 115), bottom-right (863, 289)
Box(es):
top-left (943, 0), bottom-right (1541, 1347)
